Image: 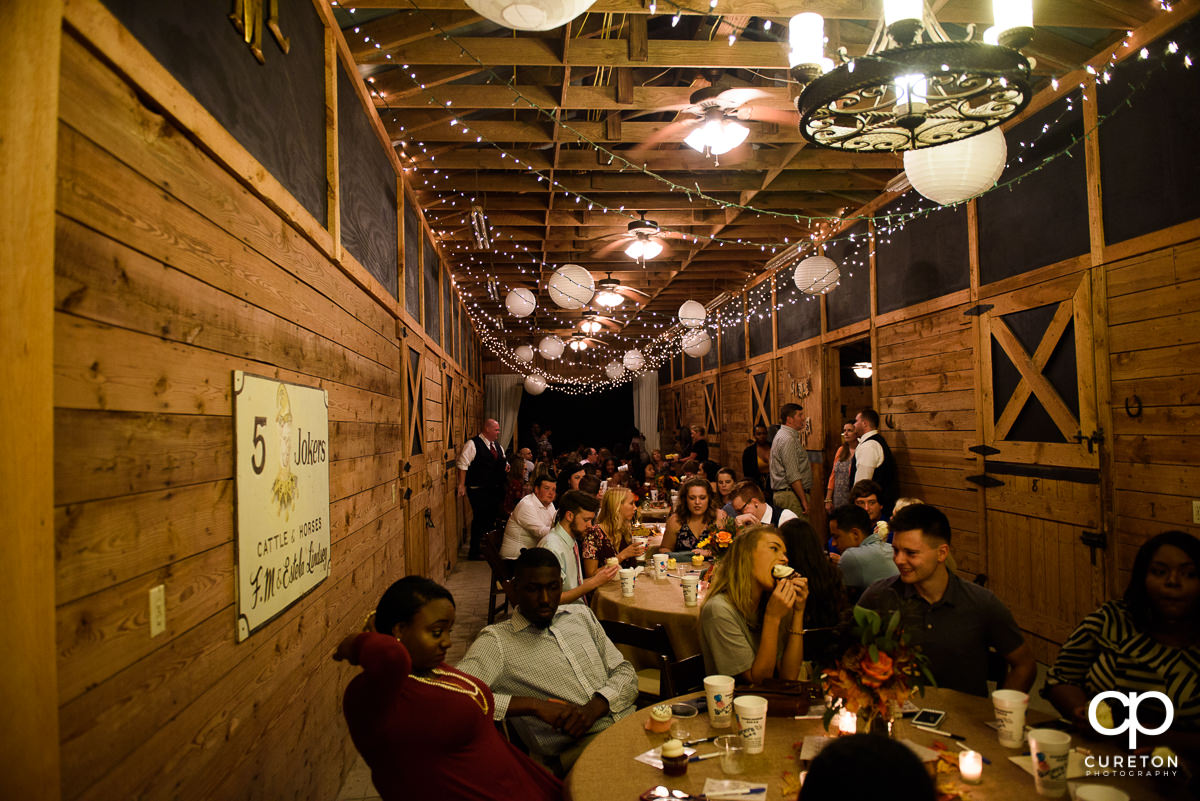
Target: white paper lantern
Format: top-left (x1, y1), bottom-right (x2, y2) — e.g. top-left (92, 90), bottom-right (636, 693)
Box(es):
top-left (514, 344), bottom-right (535, 363)
top-left (622, 348), bottom-right (646, 372)
top-left (605, 361), bottom-right (624, 380)
top-left (903, 127), bottom-right (1007, 206)
top-left (547, 264), bottom-right (595, 309)
top-left (538, 335), bottom-right (565, 360)
top-left (505, 287), bottom-right (536, 317)
top-left (524, 374), bottom-right (548, 395)
top-left (793, 255), bottom-right (841, 295)
top-left (682, 329), bottom-right (712, 358)
top-left (465, 0), bottom-right (596, 31)
top-left (678, 300), bottom-right (706, 328)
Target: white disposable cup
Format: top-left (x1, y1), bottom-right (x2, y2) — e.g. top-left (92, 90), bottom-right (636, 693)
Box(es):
top-left (704, 675), bottom-right (735, 729)
top-left (632, 535), bottom-right (648, 552)
top-left (1074, 786), bottom-right (1129, 801)
top-left (681, 575), bottom-right (699, 607)
top-left (619, 568), bottom-right (636, 597)
top-left (652, 553), bottom-right (670, 580)
top-left (714, 734), bottom-right (745, 775)
top-left (1028, 728), bottom-right (1071, 798)
top-left (992, 689), bottom-right (1029, 748)
top-left (733, 695), bottom-right (768, 754)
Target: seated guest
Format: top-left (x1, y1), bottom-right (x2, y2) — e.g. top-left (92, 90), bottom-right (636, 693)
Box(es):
top-left (679, 460), bottom-right (702, 481)
top-left (889, 496), bottom-right (957, 573)
top-left (660, 476), bottom-right (729, 553)
top-left (501, 475), bottom-right (557, 559)
top-left (829, 504), bottom-right (898, 600)
top-left (1045, 530), bottom-right (1200, 734)
top-left (857, 504), bottom-right (1035, 697)
top-left (336, 577), bottom-right (561, 801)
top-left (555, 462), bottom-right (585, 498)
top-left (581, 487), bottom-right (644, 578)
top-left (850, 479), bottom-right (885, 526)
top-left (799, 734), bottom-right (935, 801)
top-left (458, 548), bottom-right (638, 775)
top-left (518, 447), bottom-right (536, 482)
top-left (730, 480), bottom-right (798, 528)
top-left (741, 423), bottom-right (772, 495)
top-left (715, 467), bottom-right (738, 510)
top-left (699, 525), bottom-right (809, 682)
top-left (600, 457), bottom-right (619, 480)
top-left (578, 474), bottom-right (602, 498)
top-left (538, 490), bottom-right (618, 605)
top-left (778, 518), bottom-right (848, 634)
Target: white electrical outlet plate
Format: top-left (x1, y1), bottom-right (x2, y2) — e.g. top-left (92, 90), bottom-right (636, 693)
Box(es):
top-left (149, 584), bottom-right (166, 637)
top-left (1193, 500), bottom-right (1200, 526)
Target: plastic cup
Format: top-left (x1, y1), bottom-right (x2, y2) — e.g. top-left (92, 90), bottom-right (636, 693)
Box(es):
top-left (714, 734), bottom-right (745, 775)
top-left (619, 568), bottom-right (636, 597)
top-left (703, 675), bottom-right (735, 729)
top-left (992, 689), bottom-right (1029, 748)
top-left (670, 703), bottom-right (699, 740)
top-left (652, 553), bottom-right (670, 580)
top-left (1028, 728), bottom-right (1071, 798)
top-left (733, 695), bottom-right (768, 754)
top-left (681, 574), bottom-right (699, 607)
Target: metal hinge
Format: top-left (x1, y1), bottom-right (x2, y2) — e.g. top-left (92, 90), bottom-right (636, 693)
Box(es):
top-left (1080, 529), bottom-right (1107, 565)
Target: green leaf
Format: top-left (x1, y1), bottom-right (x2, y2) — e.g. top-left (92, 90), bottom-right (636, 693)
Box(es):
top-left (868, 643), bottom-right (879, 662)
top-left (885, 610), bottom-right (901, 640)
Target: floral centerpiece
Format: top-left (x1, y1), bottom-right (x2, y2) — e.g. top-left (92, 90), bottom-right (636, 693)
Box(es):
top-left (821, 606), bottom-right (935, 735)
top-left (695, 516), bottom-right (736, 560)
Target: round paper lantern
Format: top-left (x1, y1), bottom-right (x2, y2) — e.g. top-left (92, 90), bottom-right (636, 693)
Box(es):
top-left (605, 361), bottom-right (624, 380)
top-left (677, 300), bottom-right (706, 328)
top-left (903, 127), bottom-right (1007, 206)
top-left (538, 335), bottom-right (565, 360)
top-left (505, 287), bottom-right (536, 317)
top-left (514, 344), bottom-right (535, 363)
top-left (793, 255), bottom-right (840, 295)
top-left (547, 264), bottom-right (594, 310)
top-left (682, 329), bottom-right (712, 358)
top-left (465, 0), bottom-right (597, 31)
top-left (622, 348), bottom-right (646, 372)
top-left (524, 374), bottom-right (547, 395)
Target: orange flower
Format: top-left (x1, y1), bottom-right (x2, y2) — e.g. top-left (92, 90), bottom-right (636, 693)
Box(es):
top-left (715, 530), bottom-right (733, 545)
top-left (860, 651), bottom-right (894, 687)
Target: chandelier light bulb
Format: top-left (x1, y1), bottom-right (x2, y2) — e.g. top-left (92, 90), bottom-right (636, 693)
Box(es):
top-left (883, 0), bottom-right (922, 27)
top-left (895, 73), bottom-right (929, 118)
top-left (788, 12), bottom-right (825, 68)
top-left (992, 0), bottom-right (1033, 36)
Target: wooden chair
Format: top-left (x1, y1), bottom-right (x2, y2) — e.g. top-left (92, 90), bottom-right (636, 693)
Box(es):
top-left (663, 654), bottom-right (707, 697)
top-left (599, 619), bottom-right (675, 706)
top-left (481, 528), bottom-right (510, 624)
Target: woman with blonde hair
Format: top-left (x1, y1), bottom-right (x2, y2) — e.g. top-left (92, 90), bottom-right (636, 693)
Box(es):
top-left (699, 526), bottom-right (809, 682)
top-left (660, 476), bottom-right (728, 553)
top-left (580, 487), bottom-right (644, 577)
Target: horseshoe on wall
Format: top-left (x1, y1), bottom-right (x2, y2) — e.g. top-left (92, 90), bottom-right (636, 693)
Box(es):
top-left (1124, 395), bottom-right (1142, 419)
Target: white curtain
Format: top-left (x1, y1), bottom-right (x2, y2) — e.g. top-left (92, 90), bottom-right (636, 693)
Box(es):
top-left (484, 373), bottom-right (523, 451)
top-left (632, 372), bottom-right (660, 453)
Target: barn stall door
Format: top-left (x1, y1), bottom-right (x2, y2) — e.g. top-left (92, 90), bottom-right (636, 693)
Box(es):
top-left (749, 365), bottom-right (775, 430)
top-left (977, 272), bottom-right (1105, 656)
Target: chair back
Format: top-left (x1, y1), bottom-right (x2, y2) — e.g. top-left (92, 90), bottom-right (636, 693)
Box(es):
top-left (663, 654), bottom-right (706, 697)
top-left (599, 620), bottom-right (674, 704)
top-left (481, 528), bottom-right (510, 623)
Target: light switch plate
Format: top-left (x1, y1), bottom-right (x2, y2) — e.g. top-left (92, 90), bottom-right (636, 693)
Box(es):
top-left (149, 584), bottom-right (166, 637)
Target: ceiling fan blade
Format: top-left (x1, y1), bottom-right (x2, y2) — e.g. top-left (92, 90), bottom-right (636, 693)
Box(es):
top-left (593, 238), bottom-right (629, 257)
top-left (620, 285), bottom-right (652, 298)
top-left (625, 119), bottom-right (697, 162)
top-left (716, 87), bottom-right (770, 107)
top-left (624, 104), bottom-right (694, 121)
top-left (736, 106), bottom-right (799, 125)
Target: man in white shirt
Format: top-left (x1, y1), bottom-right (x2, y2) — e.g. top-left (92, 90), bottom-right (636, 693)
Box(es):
top-left (729, 480), bottom-right (798, 528)
top-left (457, 418), bottom-right (506, 560)
top-left (538, 490), bottom-right (618, 604)
top-left (850, 407), bottom-right (898, 516)
top-left (500, 475), bottom-right (557, 559)
top-left (518, 447), bottom-right (535, 482)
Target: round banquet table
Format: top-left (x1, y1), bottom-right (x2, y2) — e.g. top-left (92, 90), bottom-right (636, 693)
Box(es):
top-left (590, 568), bottom-right (705, 662)
top-left (565, 688), bottom-right (1180, 801)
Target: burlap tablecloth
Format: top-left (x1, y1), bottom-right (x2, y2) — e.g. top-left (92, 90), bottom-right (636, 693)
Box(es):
top-left (591, 570), bottom-right (704, 662)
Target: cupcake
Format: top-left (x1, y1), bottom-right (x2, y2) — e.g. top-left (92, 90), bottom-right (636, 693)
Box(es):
top-left (661, 739), bottom-right (688, 777)
top-left (772, 564), bottom-right (796, 581)
top-left (646, 704), bottom-right (673, 733)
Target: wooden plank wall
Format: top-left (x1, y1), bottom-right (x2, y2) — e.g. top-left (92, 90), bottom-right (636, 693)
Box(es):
top-left (52, 6), bottom-right (481, 800)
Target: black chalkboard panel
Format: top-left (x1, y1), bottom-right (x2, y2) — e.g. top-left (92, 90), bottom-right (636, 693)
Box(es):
top-left (674, 352), bottom-right (685, 381)
top-left (102, 0), bottom-right (326, 223)
top-left (776, 268), bottom-right (822, 347)
top-left (684, 351), bottom-right (704, 375)
top-left (423, 235), bottom-right (440, 345)
top-left (1099, 16), bottom-right (1200, 246)
top-left (658, 360), bottom-right (672, 386)
top-left (825, 222), bottom-right (871, 331)
top-left (875, 194), bottom-right (969, 315)
top-left (442, 264), bottom-right (453, 354)
top-left (747, 283), bottom-right (774, 357)
top-left (719, 299), bottom-right (745, 365)
top-left (978, 92), bottom-right (1089, 284)
top-left (404, 204), bottom-right (421, 320)
top-left (338, 65), bottom-right (398, 298)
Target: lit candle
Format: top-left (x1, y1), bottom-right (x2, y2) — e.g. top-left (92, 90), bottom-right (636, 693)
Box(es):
top-left (837, 709), bottom-right (857, 736)
top-left (959, 750), bottom-right (983, 784)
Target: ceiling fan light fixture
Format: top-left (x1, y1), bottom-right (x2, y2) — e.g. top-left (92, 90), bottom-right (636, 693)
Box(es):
top-left (625, 237), bottom-right (663, 261)
top-left (684, 118), bottom-right (749, 156)
top-left (852, 361), bottom-right (874, 379)
top-left (595, 289), bottom-right (625, 308)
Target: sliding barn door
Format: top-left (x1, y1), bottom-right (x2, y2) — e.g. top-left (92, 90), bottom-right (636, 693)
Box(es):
top-left (977, 272), bottom-right (1106, 657)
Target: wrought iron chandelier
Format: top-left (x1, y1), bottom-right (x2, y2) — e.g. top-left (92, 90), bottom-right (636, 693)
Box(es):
top-left (788, 1), bottom-right (1035, 152)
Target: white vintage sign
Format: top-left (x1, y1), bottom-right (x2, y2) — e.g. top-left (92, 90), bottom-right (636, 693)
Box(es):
top-left (233, 372), bottom-right (331, 640)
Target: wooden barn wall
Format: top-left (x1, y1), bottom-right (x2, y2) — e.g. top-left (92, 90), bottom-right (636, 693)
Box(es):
top-left (51, 4), bottom-right (482, 801)
top-left (659, 9), bottom-right (1200, 628)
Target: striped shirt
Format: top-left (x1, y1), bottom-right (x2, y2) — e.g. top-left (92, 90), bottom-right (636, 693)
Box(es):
top-left (769, 424), bottom-right (812, 493)
top-left (1046, 600), bottom-right (1200, 728)
top-left (456, 605), bottom-right (638, 756)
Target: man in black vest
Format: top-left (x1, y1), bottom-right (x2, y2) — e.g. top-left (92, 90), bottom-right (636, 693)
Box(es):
top-left (849, 407), bottom-right (899, 517)
top-left (457, 418), bottom-right (506, 560)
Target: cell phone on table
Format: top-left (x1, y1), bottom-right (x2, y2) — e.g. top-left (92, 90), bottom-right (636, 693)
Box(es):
top-left (912, 708), bottom-right (946, 728)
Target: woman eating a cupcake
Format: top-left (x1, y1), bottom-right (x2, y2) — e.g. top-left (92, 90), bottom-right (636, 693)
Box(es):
top-left (698, 525), bottom-right (809, 683)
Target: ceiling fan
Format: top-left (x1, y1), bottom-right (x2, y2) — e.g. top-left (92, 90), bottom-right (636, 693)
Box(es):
top-left (593, 273), bottom-right (651, 309)
top-left (567, 332), bottom-right (604, 352)
top-left (579, 310), bottom-right (619, 334)
top-left (592, 213), bottom-right (686, 263)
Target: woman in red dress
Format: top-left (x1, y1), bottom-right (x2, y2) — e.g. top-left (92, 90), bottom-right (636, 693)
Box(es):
top-left (335, 576), bottom-right (562, 801)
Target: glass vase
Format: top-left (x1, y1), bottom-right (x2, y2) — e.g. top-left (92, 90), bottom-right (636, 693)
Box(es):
top-left (857, 707), bottom-right (894, 737)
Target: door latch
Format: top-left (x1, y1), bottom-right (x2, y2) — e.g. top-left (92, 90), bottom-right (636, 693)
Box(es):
top-left (1072, 429), bottom-right (1105, 454)
top-left (1080, 529), bottom-right (1107, 565)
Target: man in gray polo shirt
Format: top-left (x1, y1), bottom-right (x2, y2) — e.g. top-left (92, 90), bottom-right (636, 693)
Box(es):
top-left (857, 503), bottom-right (1036, 697)
top-left (769, 403), bottom-right (812, 522)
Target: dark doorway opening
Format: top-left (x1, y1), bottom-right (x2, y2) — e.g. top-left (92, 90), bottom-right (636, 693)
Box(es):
top-left (517, 384), bottom-right (636, 457)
